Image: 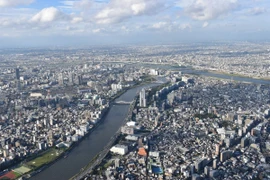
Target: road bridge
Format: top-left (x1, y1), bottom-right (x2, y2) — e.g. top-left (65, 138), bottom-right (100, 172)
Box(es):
top-left (114, 100), bottom-right (133, 105)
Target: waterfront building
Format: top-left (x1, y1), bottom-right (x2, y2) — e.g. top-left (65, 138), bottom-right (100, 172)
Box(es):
top-left (110, 145), bottom-right (128, 155)
top-left (139, 88), bottom-right (146, 107)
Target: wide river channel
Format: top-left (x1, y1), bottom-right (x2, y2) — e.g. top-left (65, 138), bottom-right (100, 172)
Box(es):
top-left (31, 83), bottom-right (159, 180)
top-left (31, 68), bottom-right (270, 180)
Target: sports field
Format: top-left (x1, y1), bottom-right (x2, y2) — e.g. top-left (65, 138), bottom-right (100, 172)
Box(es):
top-left (0, 171), bottom-right (21, 180)
top-left (26, 148), bottom-right (62, 169)
top-left (13, 165), bottom-right (31, 174)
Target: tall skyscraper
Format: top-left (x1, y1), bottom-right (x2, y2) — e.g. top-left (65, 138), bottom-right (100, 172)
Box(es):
top-left (215, 144), bottom-right (220, 156)
top-left (75, 74), bottom-right (82, 85)
top-left (139, 88), bottom-right (146, 107)
top-left (16, 81), bottom-right (21, 91)
top-left (69, 72), bottom-right (74, 85)
top-left (15, 68), bottom-right (20, 80)
top-left (15, 68), bottom-right (21, 91)
top-left (58, 73), bottom-right (64, 85)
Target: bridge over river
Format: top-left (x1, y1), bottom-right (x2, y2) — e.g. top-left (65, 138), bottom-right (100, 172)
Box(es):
top-left (113, 100), bottom-right (133, 105)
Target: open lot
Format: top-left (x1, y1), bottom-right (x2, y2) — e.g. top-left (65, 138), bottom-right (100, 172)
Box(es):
top-left (26, 148), bottom-right (62, 169)
top-left (13, 165), bottom-right (31, 174)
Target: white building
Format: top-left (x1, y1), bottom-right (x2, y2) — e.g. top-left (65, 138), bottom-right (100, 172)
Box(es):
top-left (72, 134), bottom-right (79, 142)
top-left (139, 88), bottom-right (146, 107)
top-left (30, 93), bottom-right (43, 98)
top-left (111, 83), bottom-right (122, 91)
top-left (110, 144), bottom-right (128, 155)
top-left (149, 69), bottom-right (159, 76)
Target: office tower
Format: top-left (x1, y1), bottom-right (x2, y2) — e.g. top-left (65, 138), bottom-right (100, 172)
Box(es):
top-left (75, 74), bottom-right (82, 85)
top-left (139, 88), bottom-right (146, 107)
top-left (115, 158), bottom-right (120, 168)
top-left (16, 80), bottom-right (21, 91)
top-left (213, 159), bottom-right (218, 169)
top-left (238, 128), bottom-right (243, 137)
top-left (215, 144), bottom-right (220, 156)
top-left (15, 68), bottom-right (20, 80)
top-left (204, 166), bottom-right (210, 176)
top-left (190, 164), bottom-right (195, 174)
top-left (241, 137), bottom-right (249, 148)
top-left (69, 72), bottom-right (74, 85)
top-left (220, 151), bottom-right (232, 162)
top-left (15, 68), bottom-right (21, 91)
top-left (195, 158), bottom-right (207, 172)
top-left (58, 73), bottom-right (64, 85)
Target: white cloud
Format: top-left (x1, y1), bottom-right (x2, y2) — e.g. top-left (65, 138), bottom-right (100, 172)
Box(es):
top-left (0, 0), bottom-right (34, 7)
top-left (30, 7), bottom-right (67, 23)
top-left (71, 16), bottom-right (83, 23)
top-left (60, 0), bottom-right (93, 10)
top-left (202, 21), bottom-right (208, 28)
top-left (249, 7), bottom-right (267, 15)
top-left (152, 22), bottom-right (168, 29)
top-left (74, 0), bottom-right (92, 10)
top-left (92, 28), bottom-right (101, 33)
top-left (178, 0), bottom-right (238, 21)
top-left (179, 23), bottom-right (191, 30)
top-left (61, 0), bottom-right (75, 6)
top-left (95, 0), bottom-right (165, 24)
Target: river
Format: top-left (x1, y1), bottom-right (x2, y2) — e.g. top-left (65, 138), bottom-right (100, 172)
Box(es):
top-left (30, 68), bottom-right (269, 180)
top-left (30, 83), bottom-right (158, 180)
top-left (139, 64), bottom-right (270, 85)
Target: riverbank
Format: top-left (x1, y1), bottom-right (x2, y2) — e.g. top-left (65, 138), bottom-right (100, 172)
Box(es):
top-left (16, 78), bottom-right (155, 180)
top-left (2, 88), bottom-right (127, 180)
top-left (70, 81), bottom-right (169, 180)
top-left (79, 82), bottom-right (169, 179)
top-left (70, 89), bottom-right (140, 180)
top-left (7, 105), bottom-right (111, 180)
top-left (207, 70), bottom-right (270, 81)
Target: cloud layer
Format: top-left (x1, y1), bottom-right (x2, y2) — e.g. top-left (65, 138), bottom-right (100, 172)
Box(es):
top-left (249, 7), bottom-right (267, 15)
top-left (180, 0), bottom-right (238, 20)
top-left (95, 0), bottom-right (165, 24)
top-left (0, 0), bottom-right (34, 7)
top-left (0, 0), bottom-right (270, 45)
top-left (31, 7), bottom-right (67, 23)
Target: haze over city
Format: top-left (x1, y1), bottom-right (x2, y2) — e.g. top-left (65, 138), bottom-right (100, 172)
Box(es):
top-left (0, 0), bottom-right (270, 47)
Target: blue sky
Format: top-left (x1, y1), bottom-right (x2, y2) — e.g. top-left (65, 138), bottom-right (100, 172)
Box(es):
top-left (0, 0), bottom-right (269, 47)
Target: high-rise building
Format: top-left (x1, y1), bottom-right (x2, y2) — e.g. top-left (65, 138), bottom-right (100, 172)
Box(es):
top-left (69, 72), bottom-right (74, 85)
top-left (195, 158), bottom-right (208, 172)
top-left (213, 159), bottom-right (218, 169)
top-left (215, 144), bottom-right (220, 156)
top-left (238, 128), bottom-right (243, 137)
top-left (15, 68), bottom-right (20, 80)
top-left (75, 74), bottom-right (82, 85)
top-left (204, 166), bottom-right (210, 176)
top-left (241, 137), bottom-right (249, 148)
top-left (139, 88), bottom-right (146, 107)
top-left (16, 80), bottom-right (21, 91)
top-left (220, 150), bottom-right (232, 162)
top-left (15, 68), bottom-right (21, 91)
top-left (58, 73), bottom-right (64, 85)
top-left (115, 158), bottom-right (120, 168)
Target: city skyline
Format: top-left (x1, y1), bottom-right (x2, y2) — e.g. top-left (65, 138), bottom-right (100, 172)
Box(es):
top-left (0, 0), bottom-right (270, 47)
